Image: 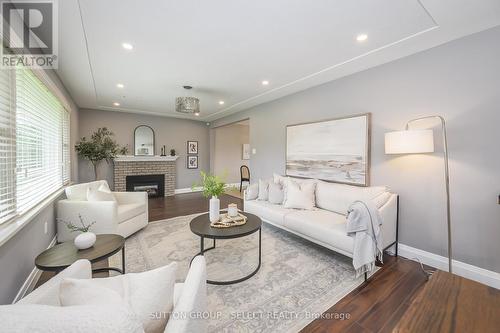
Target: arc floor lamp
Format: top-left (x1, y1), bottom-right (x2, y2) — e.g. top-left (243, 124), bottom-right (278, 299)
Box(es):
top-left (385, 115), bottom-right (452, 273)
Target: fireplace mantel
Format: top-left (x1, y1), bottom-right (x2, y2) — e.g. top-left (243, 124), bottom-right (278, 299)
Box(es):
top-left (115, 155), bottom-right (179, 162)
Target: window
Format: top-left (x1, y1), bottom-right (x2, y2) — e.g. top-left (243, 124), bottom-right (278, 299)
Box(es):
top-left (0, 69), bottom-right (16, 223)
top-left (0, 68), bottom-right (70, 224)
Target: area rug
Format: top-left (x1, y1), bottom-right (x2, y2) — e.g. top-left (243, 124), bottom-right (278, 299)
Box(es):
top-left (110, 214), bottom-right (366, 332)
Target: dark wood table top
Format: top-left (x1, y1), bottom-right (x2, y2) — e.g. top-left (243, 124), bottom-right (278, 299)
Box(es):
top-left (394, 270), bottom-right (500, 333)
top-left (35, 234), bottom-right (125, 272)
top-left (190, 212), bottom-right (261, 239)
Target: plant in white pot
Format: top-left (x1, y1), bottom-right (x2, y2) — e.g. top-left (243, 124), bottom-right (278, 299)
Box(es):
top-left (193, 171), bottom-right (226, 222)
top-left (59, 215), bottom-right (97, 250)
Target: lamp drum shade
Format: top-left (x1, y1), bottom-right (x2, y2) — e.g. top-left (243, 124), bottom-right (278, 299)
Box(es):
top-left (385, 129), bottom-right (434, 154)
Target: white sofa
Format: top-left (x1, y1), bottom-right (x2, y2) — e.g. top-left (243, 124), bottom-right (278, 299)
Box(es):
top-left (57, 181), bottom-right (148, 242)
top-left (15, 256), bottom-right (207, 333)
top-left (244, 178), bottom-right (399, 261)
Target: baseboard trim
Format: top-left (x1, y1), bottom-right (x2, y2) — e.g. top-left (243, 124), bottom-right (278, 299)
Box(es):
top-left (174, 186), bottom-right (202, 194)
top-left (13, 236), bottom-right (57, 303)
top-left (398, 243), bottom-right (500, 290)
top-left (174, 183), bottom-right (240, 195)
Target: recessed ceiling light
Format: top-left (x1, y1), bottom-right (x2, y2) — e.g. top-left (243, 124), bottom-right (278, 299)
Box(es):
top-left (218, 100), bottom-right (225, 105)
top-left (262, 80), bottom-right (269, 85)
top-left (356, 34), bottom-right (368, 42)
top-left (112, 102), bottom-right (120, 106)
top-left (122, 42), bottom-right (133, 50)
top-left (116, 83), bottom-right (124, 88)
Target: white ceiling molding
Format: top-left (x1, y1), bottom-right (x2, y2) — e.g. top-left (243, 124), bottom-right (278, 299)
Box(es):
top-left (56, 0), bottom-right (500, 122)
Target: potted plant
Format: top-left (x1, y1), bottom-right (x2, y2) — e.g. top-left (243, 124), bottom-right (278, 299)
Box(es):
top-left (75, 127), bottom-right (128, 180)
top-left (193, 171), bottom-right (225, 222)
top-left (59, 215), bottom-right (97, 250)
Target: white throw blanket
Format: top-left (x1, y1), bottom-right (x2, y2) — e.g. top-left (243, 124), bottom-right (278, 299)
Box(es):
top-left (346, 200), bottom-right (383, 277)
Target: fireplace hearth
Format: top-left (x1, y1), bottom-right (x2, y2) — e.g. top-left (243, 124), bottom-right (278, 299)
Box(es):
top-left (126, 174), bottom-right (165, 197)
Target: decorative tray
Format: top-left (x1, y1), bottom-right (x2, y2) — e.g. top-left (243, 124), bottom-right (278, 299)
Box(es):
top-left (210, 213), bottom-right (247, 228)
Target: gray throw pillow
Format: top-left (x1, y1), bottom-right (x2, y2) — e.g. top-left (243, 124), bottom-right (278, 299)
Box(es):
top-left (268, 183), bottom-right (284, 204)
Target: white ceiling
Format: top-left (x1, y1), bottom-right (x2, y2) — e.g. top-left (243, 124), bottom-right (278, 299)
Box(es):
top-left (57, 0), bottom-right (500, 122)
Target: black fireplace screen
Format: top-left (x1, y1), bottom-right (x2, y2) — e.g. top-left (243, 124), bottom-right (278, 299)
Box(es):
top-left (126, 174), bottom-right (165, 197)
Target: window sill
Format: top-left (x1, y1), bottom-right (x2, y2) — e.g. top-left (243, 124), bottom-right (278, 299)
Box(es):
top-left (0, 187), bottom-right (67, 248)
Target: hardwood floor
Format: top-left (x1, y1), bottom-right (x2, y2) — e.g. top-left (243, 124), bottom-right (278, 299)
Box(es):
top-left (149, 192), bottom-right (243, 221)
top-left (301, 255), bottom-right (432, 333)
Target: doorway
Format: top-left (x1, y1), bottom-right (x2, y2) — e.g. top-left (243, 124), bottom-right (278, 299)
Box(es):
top-left (212, 119), bottom-right (250, 198)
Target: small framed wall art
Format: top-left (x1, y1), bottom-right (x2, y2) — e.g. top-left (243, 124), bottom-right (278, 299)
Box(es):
top-left (187, 155), bottom-right (198, 169)
top-left (187, 141), bottom-right (198, 154)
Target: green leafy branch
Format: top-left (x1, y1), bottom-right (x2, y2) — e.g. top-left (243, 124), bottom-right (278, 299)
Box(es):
top-left (192, 171), bottom-right (226, 198)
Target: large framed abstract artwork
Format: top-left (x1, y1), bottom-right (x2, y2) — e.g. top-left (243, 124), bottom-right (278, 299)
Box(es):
top-left (286, 113), bottom-right (371, 186)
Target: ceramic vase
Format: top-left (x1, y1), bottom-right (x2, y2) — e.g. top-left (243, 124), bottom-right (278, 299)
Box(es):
top-left (209, 196), bottom-right (220, 222)
top-left (74, 232), bottom-right (96, 250)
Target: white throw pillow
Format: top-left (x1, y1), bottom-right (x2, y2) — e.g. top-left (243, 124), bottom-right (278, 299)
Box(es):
top-left (87, 184), bottom-right (116, 202)
top-left (268, 183), bottom-right (284, 204)
top-left (60, 262), bottom-right (177, 333)
top-left (0, 304), bottom-right (144, 333)
top-left (283, 178), bottom-right (316, 210)
top-left (258, 179), bottom-right (270, 201)
top-left (273, 173), bottom-right (287, 186)
top-left (245, 183), bottom-right (259, 200)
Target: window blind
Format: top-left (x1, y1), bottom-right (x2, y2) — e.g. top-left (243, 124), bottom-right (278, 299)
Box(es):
top-left (15, 68), bottom-right (69, 214)
top-left (0, 69), bottom-right (16, 224)
top-left (62, 110), bottom-right (70, 184)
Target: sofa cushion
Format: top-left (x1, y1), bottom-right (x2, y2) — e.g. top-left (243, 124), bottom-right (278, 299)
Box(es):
top-left (245, 183), bottom-right (259, 200)
top-left (66, 181), bottom-right (109, 201)
top-left (285, 209), bottom-right (354, 254)
top-left (273, 173), bottom-right (287, 185)
top-left (258, 179), bottom-right (270, 201)
top-left (268, 183), bottom-right (284, 204)
top-left (244, 200), bottom-right (295, 227)
top-left (283, 178), bottom-right (316, 210)
top-left (315, 180), bottom-right (388, 215)
top-left (117, 203), bottom-right (146, 223)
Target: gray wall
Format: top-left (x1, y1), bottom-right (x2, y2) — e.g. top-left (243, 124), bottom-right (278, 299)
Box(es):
top-left (0, 70), bottom-right (79, 304)
top-left (78, 109), bottom-right (210, 189)
top-left (213, 123), bottom-right (249, 183)
top-left (212, 26), bottom-right (500, 273)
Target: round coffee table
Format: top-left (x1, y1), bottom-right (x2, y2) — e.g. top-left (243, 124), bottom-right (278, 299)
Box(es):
top-left (35, 234), bottom-right (125, 274)
top-left (190, 212), bottom-right (262, 285)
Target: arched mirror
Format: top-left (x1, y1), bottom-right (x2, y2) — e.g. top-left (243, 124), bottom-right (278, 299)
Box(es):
top-left (134, 125), bottom-right (155, 156)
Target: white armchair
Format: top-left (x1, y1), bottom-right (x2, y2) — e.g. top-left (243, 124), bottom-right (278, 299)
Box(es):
top-left (17, 257), bottom-right (208, 333)
top-left (57, 181), bottom-right (148, 242)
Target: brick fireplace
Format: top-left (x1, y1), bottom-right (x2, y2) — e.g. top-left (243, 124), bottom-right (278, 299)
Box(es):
top-left (113, 156), bottom-right (178, 196)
